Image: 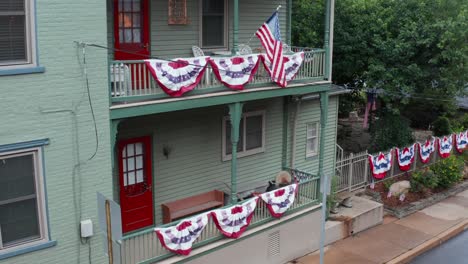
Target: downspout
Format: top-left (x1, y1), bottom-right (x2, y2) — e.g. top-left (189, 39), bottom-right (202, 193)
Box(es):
top-left (290, 97), bottom-right (302, 169)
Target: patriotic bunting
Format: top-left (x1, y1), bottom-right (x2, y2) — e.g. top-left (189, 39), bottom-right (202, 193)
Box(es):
top-left (368, 152), bottom-right (392, 179)
top-left (209, 55), bottom-right (260, 90)
top-left (255, 11), bottom-right (286, 87)
top-left (418, 138), bottom-right (435, 163)
top-left (438, 136), bottom-right (453, 158)
top-left (455, 131), bottom-right (468, 153)
top-left (211, 197), bottom-right (259, 239)
top-left (155, 213), bottom-right (209, 255)
top-left (262, 52), bottom-right (305, 87)
top-left (260, 183), bottom-right (298, 218)
top-left (395, 144), bottom-right (416, 171)
top-left (145, 57), bottom-right (209, 97)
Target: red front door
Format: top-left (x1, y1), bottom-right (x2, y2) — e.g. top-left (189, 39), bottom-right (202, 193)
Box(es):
top-left (114, 0), bottom-right (150, 60)
top-left (118, 136), bottom-right (154, 233)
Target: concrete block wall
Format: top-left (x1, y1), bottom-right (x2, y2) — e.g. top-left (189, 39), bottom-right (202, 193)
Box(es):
top-left (0, 1), bottom-right (112, 263)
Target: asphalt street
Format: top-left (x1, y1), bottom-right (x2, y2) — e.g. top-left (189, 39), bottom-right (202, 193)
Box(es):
top-left (411, 230), bottom-right (468, 264)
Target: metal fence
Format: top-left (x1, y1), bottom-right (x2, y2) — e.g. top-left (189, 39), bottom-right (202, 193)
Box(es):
top-left (335, 140), bottom-right (453, 194)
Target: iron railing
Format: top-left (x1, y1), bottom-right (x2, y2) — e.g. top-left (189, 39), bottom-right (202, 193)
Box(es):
top-left (109, 48), bottom-right (326, 103)
top-left (118, 168), bottom-right (320, 264)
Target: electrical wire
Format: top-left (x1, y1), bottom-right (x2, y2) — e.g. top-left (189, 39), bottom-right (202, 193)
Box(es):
top-left (81, 44), bottom-right (99, 161)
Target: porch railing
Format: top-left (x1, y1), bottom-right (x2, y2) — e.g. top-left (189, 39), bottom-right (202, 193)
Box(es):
top-left (118, 168), bottom-right (320, 264)
top-left (109, 48), bottom-right (326, 102)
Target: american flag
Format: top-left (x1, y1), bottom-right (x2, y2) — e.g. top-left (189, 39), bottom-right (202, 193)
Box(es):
top-left (256, 11), bottom-right (285, 87)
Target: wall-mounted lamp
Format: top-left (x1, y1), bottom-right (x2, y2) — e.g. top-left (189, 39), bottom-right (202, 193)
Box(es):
top-left (163, 144), bottom-right (172, 159)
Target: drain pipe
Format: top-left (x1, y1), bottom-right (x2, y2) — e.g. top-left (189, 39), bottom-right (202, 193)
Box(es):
top-left (290, 96), bottom-right (302, 169)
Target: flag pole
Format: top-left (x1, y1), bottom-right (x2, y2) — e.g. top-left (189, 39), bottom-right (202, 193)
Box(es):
top-left (245, 5), bottom-right (282, 47)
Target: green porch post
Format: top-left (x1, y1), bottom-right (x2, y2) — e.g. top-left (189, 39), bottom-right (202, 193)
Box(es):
top-left (318, 91), bottom-right (329, 180)
top-left (323, 0), bottom-right (331, 80)
top-left (232, 0), bottom-right (239, 54)
top-left (287, 0), bottom-right (292, 45)
top-left (228, 102), bottom-right (243, 204)
top-left (110, 119), bottom-right (122, 168)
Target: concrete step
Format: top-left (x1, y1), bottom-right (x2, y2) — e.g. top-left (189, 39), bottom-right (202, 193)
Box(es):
top-left (325, 195), bottom-right (383, 245)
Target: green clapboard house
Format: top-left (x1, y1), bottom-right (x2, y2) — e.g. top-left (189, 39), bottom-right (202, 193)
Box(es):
top-left (0, 0), bottom-right (342, 263)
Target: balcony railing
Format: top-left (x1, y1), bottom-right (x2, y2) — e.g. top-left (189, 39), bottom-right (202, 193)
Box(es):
top-left (109, 48), bottom-right (326, 103)
top-left (118, 168), bottom-right (320, 264)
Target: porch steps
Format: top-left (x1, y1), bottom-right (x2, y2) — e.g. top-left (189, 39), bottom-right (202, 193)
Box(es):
top-left (325, 195), bottom-right (383, 245)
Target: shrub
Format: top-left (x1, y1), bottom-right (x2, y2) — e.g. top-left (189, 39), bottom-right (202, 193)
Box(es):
top-left (327, 176), bottom-right (339, 215)
top-left (430, 156), bottom-right (464, 189)
top-left (383, 178), bottom-right (396, 191)
top-left (370, 110), bottom-right (414, 153)
top-left (410, 169), bottom-right (438, 192)
top-left (432, 116), bottom-right (452, 137)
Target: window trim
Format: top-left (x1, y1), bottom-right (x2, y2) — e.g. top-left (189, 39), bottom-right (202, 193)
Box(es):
top-left (0, 139), bottom-right (54, 259)
top-left (199, 0), bottom-right (229, 50)
top-left (222, 110), bottom-right (266, 161)
top-left (306, 122), bottom-right (319, 158)
top-left (0, 0), bottom-right (41, 72)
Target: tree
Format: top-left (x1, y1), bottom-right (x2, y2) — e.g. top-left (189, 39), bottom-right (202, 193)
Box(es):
top-left (293, 0), bottom-right (468, 127)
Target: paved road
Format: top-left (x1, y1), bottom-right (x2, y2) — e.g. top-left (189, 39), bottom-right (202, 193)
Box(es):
top-left (411, 230), bottom-right (468, 264)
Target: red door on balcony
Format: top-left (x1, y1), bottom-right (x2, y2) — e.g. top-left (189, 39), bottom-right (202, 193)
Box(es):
top-left (114, 0), bottom-right (150, 60)
top-left (118, 136), bottom-right (154, 233)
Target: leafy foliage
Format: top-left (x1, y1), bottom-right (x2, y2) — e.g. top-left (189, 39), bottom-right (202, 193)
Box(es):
top-left (410, 169), bottom-right (438, 193)
top-left (369, 110), bottom-right (414, 152)
top-left (432, 116), bottom-right (452, 137)
top-left (430, 155), bottom-right (464, 188)
top-left (383, 178), bottom-right (396, 192)
top-left (293, 0), bottom-right (468, 127)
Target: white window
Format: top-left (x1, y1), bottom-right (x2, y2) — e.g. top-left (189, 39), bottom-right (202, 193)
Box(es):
top-left (0, 147), bottom-right (49, 252)
top-left (200, 0), bottom-right (228, 49)
top-left (223, 111), bottom-right (266, 161)
top-left (306, 122), bottom-right (319, 157)
top-left (0, 0), bottom-right (38, 69)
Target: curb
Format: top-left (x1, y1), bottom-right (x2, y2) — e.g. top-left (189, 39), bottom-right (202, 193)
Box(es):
top-left (386, 219), bottom-right (468, 264)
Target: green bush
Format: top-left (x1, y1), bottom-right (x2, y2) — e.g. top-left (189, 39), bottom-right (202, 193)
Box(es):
top-left (410, 169), bottom-right (438, 192)
top-left (370, 110), bottom-right (414, 153)
top-left (432, 116), bottom-right (452, 137)
top-left (430, 156), bottom-right (464, 189)
top-left (383, 178), bottom-right (396, 191)
top-left (327, 176), bottom-right (339, 215)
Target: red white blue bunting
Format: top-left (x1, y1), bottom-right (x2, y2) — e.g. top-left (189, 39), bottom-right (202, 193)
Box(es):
top-left (438, 136), bottom-right (453, 158)
top-left (418, 138), bottom-right (435, 163)
top-left (395, 144), bottom-right (416, 171)
top-left (455, 131), bottom-right (468, 153)
top-left (155, 213), bottom-right (209, 255)
top-left (262, 52), bottom-right (305, 87)
top-left (260, 183), bottom-right (298, 218)
top-left (211, 197), bottom-right (259, 239)
top-left (145, 57), bottom-right (210, 97)
top-left (209, 55), bottom-right (260, 90)
top-left (368, 152), bottom-right (392, 179)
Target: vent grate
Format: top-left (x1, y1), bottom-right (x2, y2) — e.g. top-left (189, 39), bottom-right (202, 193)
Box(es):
top-left (268, 230), bottom-right (280, 257)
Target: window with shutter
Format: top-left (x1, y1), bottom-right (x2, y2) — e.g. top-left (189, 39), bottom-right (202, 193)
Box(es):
top-left (223, 110), bottom-right (266, 161)
top-left (0, 0), bottom-right (37, 68)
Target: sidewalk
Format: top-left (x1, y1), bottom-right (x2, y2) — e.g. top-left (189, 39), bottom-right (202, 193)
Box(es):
top-left (291, 189), bottom-right (468, 264)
